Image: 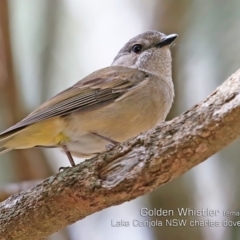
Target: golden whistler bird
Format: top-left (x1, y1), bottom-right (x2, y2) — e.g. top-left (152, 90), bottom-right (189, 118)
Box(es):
top-left (0, 30), bottom-right (177, 166)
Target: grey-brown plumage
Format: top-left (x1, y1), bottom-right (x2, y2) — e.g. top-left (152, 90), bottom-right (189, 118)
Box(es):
top-left (0, 30), bottom-right (177, 165)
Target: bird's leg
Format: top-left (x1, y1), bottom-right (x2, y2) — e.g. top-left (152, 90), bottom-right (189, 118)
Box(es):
top-left (91, 132), bottom-right (119, 151)
top-left (105, 143), bottom-right (116, 151)
top-left (62, 145), bottom-right (76, 166)
top-left (91, 132), bottom-right (119, 144)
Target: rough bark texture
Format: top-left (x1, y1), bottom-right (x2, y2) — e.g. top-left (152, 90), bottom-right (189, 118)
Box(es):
top-left (0, 181), bottom-right (42, 202)
top-left (0, 69), bottom-right (240, 240)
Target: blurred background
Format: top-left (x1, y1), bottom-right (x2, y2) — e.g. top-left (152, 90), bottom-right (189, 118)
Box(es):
top-left (0, 0), bottom-right (240, 239)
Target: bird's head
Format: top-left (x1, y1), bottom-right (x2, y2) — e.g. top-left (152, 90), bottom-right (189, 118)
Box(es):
top-left (112, 30), bottom-right (177, 78)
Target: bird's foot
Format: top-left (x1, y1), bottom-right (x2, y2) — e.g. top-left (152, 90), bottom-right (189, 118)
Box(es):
top-left (105, 143), bottom-right (116, 151)
top-left (59, 166), bottom-right (71, 172)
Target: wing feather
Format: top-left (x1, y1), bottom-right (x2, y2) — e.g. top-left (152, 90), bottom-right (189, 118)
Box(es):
top-left (0, 66), bottom-right (148, 135)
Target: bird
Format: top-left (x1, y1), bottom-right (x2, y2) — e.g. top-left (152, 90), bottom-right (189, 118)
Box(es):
top-left (0, 30), bottom-right (177, 167)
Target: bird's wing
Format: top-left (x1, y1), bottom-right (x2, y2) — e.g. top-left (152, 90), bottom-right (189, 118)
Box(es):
top-left (0, 66), bottom-right (149, 135)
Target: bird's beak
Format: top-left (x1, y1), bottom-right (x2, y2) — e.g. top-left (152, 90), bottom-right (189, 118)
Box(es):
top-left (156, 34), bottom-right (178, 48)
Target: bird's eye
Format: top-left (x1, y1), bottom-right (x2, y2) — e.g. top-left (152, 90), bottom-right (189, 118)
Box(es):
top-left (131, 44), bottom-right (142, 53)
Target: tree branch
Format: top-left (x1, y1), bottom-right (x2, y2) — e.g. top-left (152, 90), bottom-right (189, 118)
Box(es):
top-left (0, 181), bottom-right (42, 202)
top-left (1, 69), bottom-right (240, 240)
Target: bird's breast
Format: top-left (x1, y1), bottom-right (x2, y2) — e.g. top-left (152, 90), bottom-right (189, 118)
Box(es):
top-left (64, 78), bottom-right (173, 157)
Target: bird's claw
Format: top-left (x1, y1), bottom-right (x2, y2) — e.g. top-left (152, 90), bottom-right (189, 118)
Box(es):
top-left (105, 143), bottom-right (116, 151)
top-left (59, 166), bottom-right (71, 172)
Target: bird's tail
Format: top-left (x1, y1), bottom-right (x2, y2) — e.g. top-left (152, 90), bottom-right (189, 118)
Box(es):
top-left (0, 146), bottom-right (12, 154)
top-left (0, 131), bottom-right (19, 155)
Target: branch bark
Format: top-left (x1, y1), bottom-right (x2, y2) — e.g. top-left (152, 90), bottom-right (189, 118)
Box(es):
top-left (0, 181), bottom-right (42, 202)
top-left (1, 69), bottom-right (240, 240)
